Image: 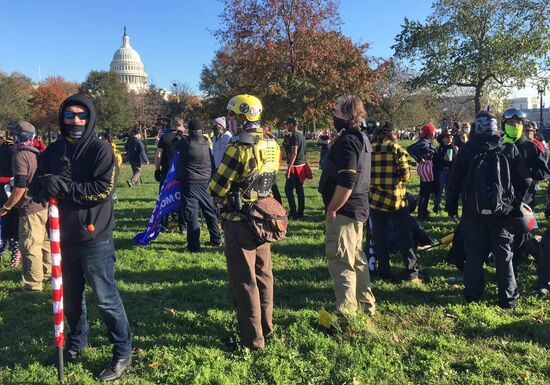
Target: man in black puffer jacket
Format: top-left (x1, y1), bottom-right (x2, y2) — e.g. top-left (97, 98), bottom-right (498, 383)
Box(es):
top-left (175, 118), bottom-right (222, 252)
top-left (34, 94), bottom-right (132, 381)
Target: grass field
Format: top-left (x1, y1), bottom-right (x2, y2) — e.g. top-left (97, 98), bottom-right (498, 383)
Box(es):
top-left (0, 143), bottom-right (549, 385)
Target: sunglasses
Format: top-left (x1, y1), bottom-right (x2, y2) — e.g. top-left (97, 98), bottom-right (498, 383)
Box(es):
top-left (63, 111), bottom-right (89, 120)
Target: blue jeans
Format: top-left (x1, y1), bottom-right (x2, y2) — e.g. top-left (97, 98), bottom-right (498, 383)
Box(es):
top-left (62, 240), bottom-right (132, 359)
top-left (433, 170), bottom-right (449, 209)
top-left (180, 183), bottom-right (222, 251)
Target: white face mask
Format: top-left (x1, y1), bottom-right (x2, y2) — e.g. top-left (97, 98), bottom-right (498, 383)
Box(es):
top-left (463, 127), bottom-right (470, 134)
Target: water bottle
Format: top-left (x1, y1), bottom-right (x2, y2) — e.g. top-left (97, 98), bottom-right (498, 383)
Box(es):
top-left (446, 148), bottom-right (453, 162)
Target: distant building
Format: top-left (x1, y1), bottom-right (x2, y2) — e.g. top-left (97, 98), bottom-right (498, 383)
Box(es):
top-left (110, 27), bottom-right (148, 93)
top-left (509, 97), bottom-right (531, 110)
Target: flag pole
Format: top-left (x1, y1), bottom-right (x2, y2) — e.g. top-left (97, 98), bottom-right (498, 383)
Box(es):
top-left (48, 198), bottom-right (64, 384)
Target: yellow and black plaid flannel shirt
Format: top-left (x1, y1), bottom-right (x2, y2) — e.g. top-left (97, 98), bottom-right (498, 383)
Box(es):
top-left (208, 135), bottom-right (260, 221)
top-left (370, 140), bottom-right (410, 212)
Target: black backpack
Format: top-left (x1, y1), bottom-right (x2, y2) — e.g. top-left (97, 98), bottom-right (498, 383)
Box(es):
top-left (465, 146), bottom-right (514, 218)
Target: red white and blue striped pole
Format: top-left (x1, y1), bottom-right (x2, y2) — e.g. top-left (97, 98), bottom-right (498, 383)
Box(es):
top-left (48, 198), bottom-right (64, 384)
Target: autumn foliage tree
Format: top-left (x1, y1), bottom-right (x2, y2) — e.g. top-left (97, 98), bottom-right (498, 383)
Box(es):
top-left (30, 76), bottom-right (79, 133)
top-left (201, 0), bottom-right (384, 128)
top-left (167, 82), bottom-right (204, 120)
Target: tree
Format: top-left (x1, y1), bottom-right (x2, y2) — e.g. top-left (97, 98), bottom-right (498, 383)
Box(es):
top-left (368, 61), bottom-right (439, 130)
top-left (166, 82), bottom-right (204, 120)
top-left (80, 71), bottom-right (133, 134)
top-left (201, 0), bottom-right (384, 129)
top-left (30, 76), bottom-right (79, 133)
top-left (393, 0), bottom-right (550, 113)
top-left (0, 71), bottom-right (33, 125)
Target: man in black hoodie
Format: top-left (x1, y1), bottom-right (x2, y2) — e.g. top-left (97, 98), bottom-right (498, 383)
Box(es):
top-left (34, 95), bottom-right (132, 381)
top-left (446, 111), bottom-right (531, 309)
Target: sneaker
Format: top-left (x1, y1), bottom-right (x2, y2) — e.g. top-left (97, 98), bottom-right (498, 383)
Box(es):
top-left (205, 240), bottom-right (223, 247)
top-left (126, 180), bottom-right (133, 187)
top-left (98, 356), bottom-right (131, 382)
top-left (536, 286), bottom-right (549, 296)
top-left (409, 272), bottom-right (425, 284)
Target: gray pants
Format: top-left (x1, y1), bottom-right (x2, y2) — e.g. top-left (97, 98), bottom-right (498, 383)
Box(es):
top-left (130, 163), bottom-right (142, 185)
top-left (462, 216), bottom-right (518, 308)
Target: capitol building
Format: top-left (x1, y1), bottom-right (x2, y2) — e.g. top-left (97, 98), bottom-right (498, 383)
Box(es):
top-left (110, 27), bottom-right (148, 93)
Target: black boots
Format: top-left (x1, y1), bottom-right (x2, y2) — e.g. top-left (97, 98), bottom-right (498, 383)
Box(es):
top-left (98, 356), bottom-right (132, 381)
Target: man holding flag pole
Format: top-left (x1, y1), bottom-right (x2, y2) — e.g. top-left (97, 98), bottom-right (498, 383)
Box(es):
top-left (34, 94), bottom-right (132, 381)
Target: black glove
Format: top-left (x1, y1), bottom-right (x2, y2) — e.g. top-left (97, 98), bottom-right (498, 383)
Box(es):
top-left (41, 174), bottom-right (70, 199)
top-left (154, 170), bottom-right (163, 182)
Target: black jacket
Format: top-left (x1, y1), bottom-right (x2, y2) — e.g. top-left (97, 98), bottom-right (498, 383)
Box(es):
top-left (515, 136), bottom-right (549, 181)
top-left (0, 142), bottom-right (15, 178)
top-left (407, 138), bottom-right (435, 162)
top-left (157, 129), bottom-right (182, 174)
top-left (175, 130), bottom-right (213, 184)
top-left (446, 134), bottom-right (532, 217)
top-left (125, 136), bottom-right (148, 165)
top-left (36, 94), bottom-right (118, 245)
top-left (433, 144), bottom-right (456, 172)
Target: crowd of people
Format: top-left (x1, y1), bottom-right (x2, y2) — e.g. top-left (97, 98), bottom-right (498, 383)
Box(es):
top-left (1, 91), bottom-right (549, 381)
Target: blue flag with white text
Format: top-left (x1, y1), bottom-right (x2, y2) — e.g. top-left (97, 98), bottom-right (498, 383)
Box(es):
top-left (134, 154), bottom-right (181, 246)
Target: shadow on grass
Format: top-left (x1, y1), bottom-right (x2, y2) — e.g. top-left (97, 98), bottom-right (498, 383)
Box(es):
top-left (462, 319), bottom-right (550, 347)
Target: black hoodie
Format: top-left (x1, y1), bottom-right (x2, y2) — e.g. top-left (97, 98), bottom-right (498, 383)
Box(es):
top-left (446, 134), bottom-right (532, 218)
top-left (37, 94), bottom-right (118, 245)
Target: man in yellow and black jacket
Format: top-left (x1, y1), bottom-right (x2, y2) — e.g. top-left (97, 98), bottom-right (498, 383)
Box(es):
top-left (33, 94), bottom-right (132, 381)
top-left (369, 122), bottom-right (421, 283)
top-left (209, 94), bottom-right (280, 350)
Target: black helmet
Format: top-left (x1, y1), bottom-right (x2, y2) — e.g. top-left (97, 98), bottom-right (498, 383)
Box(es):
top-left (364, 120), bottom-right (380, 130)
top-left (502, 108), bottom-right (527, 122)
top-left (504, 202), bottom-right (536, 234)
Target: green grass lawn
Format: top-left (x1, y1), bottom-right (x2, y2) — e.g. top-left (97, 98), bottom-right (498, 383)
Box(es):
top-left (0, 145), bottom-right (549, 385)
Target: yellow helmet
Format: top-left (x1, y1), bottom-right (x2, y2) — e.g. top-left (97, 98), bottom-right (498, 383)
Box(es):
top-left (227, 94), bottom-right (263, 122)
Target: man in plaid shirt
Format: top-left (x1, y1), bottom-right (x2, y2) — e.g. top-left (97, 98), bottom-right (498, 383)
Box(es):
top-left (209, 94), bottom-right (281, 350)
top-left (370, 123), bottom-right (422, 282)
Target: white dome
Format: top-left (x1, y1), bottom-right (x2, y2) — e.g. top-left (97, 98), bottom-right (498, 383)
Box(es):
top-left (109, 27), bottom-right (148, 93)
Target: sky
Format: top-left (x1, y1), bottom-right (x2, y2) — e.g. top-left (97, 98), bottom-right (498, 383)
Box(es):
top-left (0, 0), bottom-right (546, 103)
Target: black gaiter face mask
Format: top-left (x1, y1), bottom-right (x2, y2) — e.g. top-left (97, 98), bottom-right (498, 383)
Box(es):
top-left (64, 124), bottom-right (86, 139)
top-left (333, 116), bottom-right (351, 132)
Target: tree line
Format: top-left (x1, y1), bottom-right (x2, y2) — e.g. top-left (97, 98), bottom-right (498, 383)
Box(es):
top-left (1, 0), bottom-right (548, 136)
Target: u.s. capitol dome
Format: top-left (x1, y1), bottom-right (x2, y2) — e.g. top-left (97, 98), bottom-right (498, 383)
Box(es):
top-left (110, 27), bottom-right (148, 93)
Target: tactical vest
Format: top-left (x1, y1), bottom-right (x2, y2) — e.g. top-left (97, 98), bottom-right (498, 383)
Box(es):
top-left (319, 130), bottom-right (371, 196)
top-left (231, 132), bottom-right (281, 201)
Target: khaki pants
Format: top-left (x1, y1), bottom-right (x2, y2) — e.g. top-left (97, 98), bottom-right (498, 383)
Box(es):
top-left (325, 214), bottom-right (376, 316)
top-left (20, 209), bottom-right (51, 291)
top-left (130, 163), bottom-right (142, 185)
top-left (224, 220), bottom-right (274, 349)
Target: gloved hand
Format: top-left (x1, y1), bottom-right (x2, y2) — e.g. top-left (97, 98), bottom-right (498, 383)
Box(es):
top-left (154, 170), bottom-right (162, 182)
top-left (41, 174), bottom-right (70, 199)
